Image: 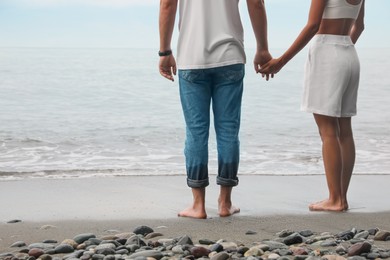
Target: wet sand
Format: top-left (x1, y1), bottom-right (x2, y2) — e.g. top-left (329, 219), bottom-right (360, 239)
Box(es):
top-left (1, 175), bottom-right (390, 253)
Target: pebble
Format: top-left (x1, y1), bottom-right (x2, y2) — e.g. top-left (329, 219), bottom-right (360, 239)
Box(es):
top-left (28, 248), bottom-right (45, 258)
top-left (6, 219), bottom-right (22, 224)
top-left (10, 241), bottom-right (26, 248)
top-left (190, 246), bottom-right (211, 258)
top-left (374, 230), bottom-right (390, 241)
top-left (347, 241), bottom-right (372, 256)
top-left (133, 226), bottom-right (154, 236)
top-left (0, 226), bottom-right (389, 260)
top-left (210, 251), bottom-right (229, 260)
top-left (245, 230), bottom-right (257, 235)
top-left (73, 233), bottom-right (96, 244)
top-left (209, 243), bottom-right (223, 253)
top-left (283, 232), bottom-right (303, 245)
top-left (54, 244), bottom-right (75, 254)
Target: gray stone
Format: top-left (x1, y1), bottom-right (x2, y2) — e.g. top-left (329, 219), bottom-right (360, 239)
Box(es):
top-left (126, 244), bottom-right (140, 252)
top-left (63, 250), bottom-right (84, 259)
top-left (7, 219), bottom-right (22, 223)
top-left (219, 241), bottom-right (238, 251)
top-left (28, 242), bottom-right (55, 250)
top-left (268, 253), bottom-right (280, 259)
top-left (320, 240), bottom-right (338, 247)
top-left (284, 233), bottom-right (303, 245)
top-left (300, 230), bottom-right (314, 237)
top-left (144, 232), bottom-right (163, 239)
top-left (95, 243), bottom-right (116, 251)
top-left (96, 248), bottom-right (116, 256)
top-left (368, 228), bottom-right (378, 236)
top-left (274, 249), bottom-right (293, 256)
top-left (337, 230), bottom-right (354, 241)
top-left (177, 235), bottom-right (193, 245)
top-left (172, 245), bottom-right (184, 254)
top-left (133, 226), bottom-right (154, 236)
top-left (209, 243), bottom-right (223, 253)
top-left (129, 250), bottom-right (163, 259)
top-left (335, 245), bottom-right (347, 255)
top-left (366, 252), bottom-right (380, 259)
top-left (126, 235), bottom-right (146, 247)
top-left (199, 239), bottom-right (215, 245)
top-left (55, 244), bottom-right (75, 254)
top-left (92, 254), bottom-right (105, 260)
top-left (354, 231), bottom-right (369, 240)
top-left (10, 241), bottom-right (27, 247)
top-left (210, 251), bottom-right (229, 260)
top-left (237, 246), bottom-right (249, 255)
top-left (322, 255), bottom-right (346, 260)
top-left (279, 257), bottom-right (293, 260)
top-left (245, 230), bottom-right (257, 235)
top-left (277, 229), bottom-right (295, 238)
top-left (39, 254), bottom-right (53, 260)
top-left (116, 248), bottom-right (129, 255)
top-left (42, 239), bottom-right (58, 244)
top-left (312, 234), bottom-right (334, 242)
top-left (346, 256), bottom-right (366, 260)
top-left (262, 240), bottom-right (288, 250)
top-left (244, 247), bottom-right (263, 257)
top-left (74, 233), bottom-right (96, 244)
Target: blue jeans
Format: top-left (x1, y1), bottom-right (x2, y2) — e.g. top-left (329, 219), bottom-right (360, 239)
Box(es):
top-left (178, 64), bottom-right (245, 188)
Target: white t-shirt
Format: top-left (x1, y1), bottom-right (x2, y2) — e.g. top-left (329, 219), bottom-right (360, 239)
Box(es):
top-left (177, 0), bottom-right (246, 70)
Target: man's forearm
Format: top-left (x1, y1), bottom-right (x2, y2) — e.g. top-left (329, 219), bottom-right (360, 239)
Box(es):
top-left (159, 0), bottom-right (178, 51)
top-left (247, 0), bottom-right (269, 51)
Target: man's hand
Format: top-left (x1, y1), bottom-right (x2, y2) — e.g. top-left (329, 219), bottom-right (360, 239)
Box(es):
top-left (254, 50), bottom-right (273, 81)
top-left (159, 55), bottom-right (177, 81)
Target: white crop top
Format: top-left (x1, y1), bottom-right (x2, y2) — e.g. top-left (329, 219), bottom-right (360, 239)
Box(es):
top-left (322, 0), bottom-right (363, 20)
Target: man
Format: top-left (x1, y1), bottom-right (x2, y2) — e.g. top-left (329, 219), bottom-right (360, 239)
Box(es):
top-left (159, 0), bottom-right (271, 219)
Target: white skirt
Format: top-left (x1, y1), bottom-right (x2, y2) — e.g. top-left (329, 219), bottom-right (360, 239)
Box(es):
top-left (302, 34), bottom-right (360, 117)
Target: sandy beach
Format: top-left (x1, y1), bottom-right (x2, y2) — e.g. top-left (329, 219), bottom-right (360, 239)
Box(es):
top-left (1, 175), bottom-right (390, 254)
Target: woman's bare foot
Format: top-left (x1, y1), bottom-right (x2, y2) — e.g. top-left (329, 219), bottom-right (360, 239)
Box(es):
top-left (178, 207), bottom-right (207, 219)
top-left (218, 203), bottom-right (240, 217)
top-left (308, 199), bottom-right (348, 212)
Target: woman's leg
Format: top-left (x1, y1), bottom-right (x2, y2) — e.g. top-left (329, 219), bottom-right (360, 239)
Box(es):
top-left (310, 114), bottom-right (346, 211)
top-left (338, 117), bottom-right (355, 210)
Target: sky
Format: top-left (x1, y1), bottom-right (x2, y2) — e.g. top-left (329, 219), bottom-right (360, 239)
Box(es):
top-left (0, 0), bottom-right (389, 49)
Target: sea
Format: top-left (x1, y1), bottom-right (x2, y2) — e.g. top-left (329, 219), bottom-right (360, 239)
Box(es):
top-left (0, 47), bottom-right (389, 180)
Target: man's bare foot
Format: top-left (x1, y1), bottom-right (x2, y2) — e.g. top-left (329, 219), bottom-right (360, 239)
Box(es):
top-left (218, 202), bottom-right (240, 217)
top-left (308, 199), bottom-right (348, 212)
top-left (178, 207), bottom-right (207, 219)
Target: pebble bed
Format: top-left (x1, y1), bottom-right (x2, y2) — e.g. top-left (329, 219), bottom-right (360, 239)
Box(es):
top-left (1, 223), bottom-right (390, 260)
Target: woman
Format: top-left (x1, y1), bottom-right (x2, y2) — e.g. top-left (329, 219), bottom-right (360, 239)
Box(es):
top-left (260, 0), bottom-right (365, 211)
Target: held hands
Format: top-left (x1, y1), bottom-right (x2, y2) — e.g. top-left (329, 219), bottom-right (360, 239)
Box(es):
top-left (159, 55), bottom-right (177, 81)
top-left (254, 50), bottom-right (273, 81)
top-left (258, 57), bottom-right (285, 78)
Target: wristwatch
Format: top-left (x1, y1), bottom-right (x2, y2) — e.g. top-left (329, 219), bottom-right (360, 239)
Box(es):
top-left (158, 50), bottom-right (172, 57)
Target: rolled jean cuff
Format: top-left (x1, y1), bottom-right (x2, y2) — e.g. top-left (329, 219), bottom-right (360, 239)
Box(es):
top-left (216, 176), bottom-right (239, 187)
top-left (187, 178), bottom-right (209, 188)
